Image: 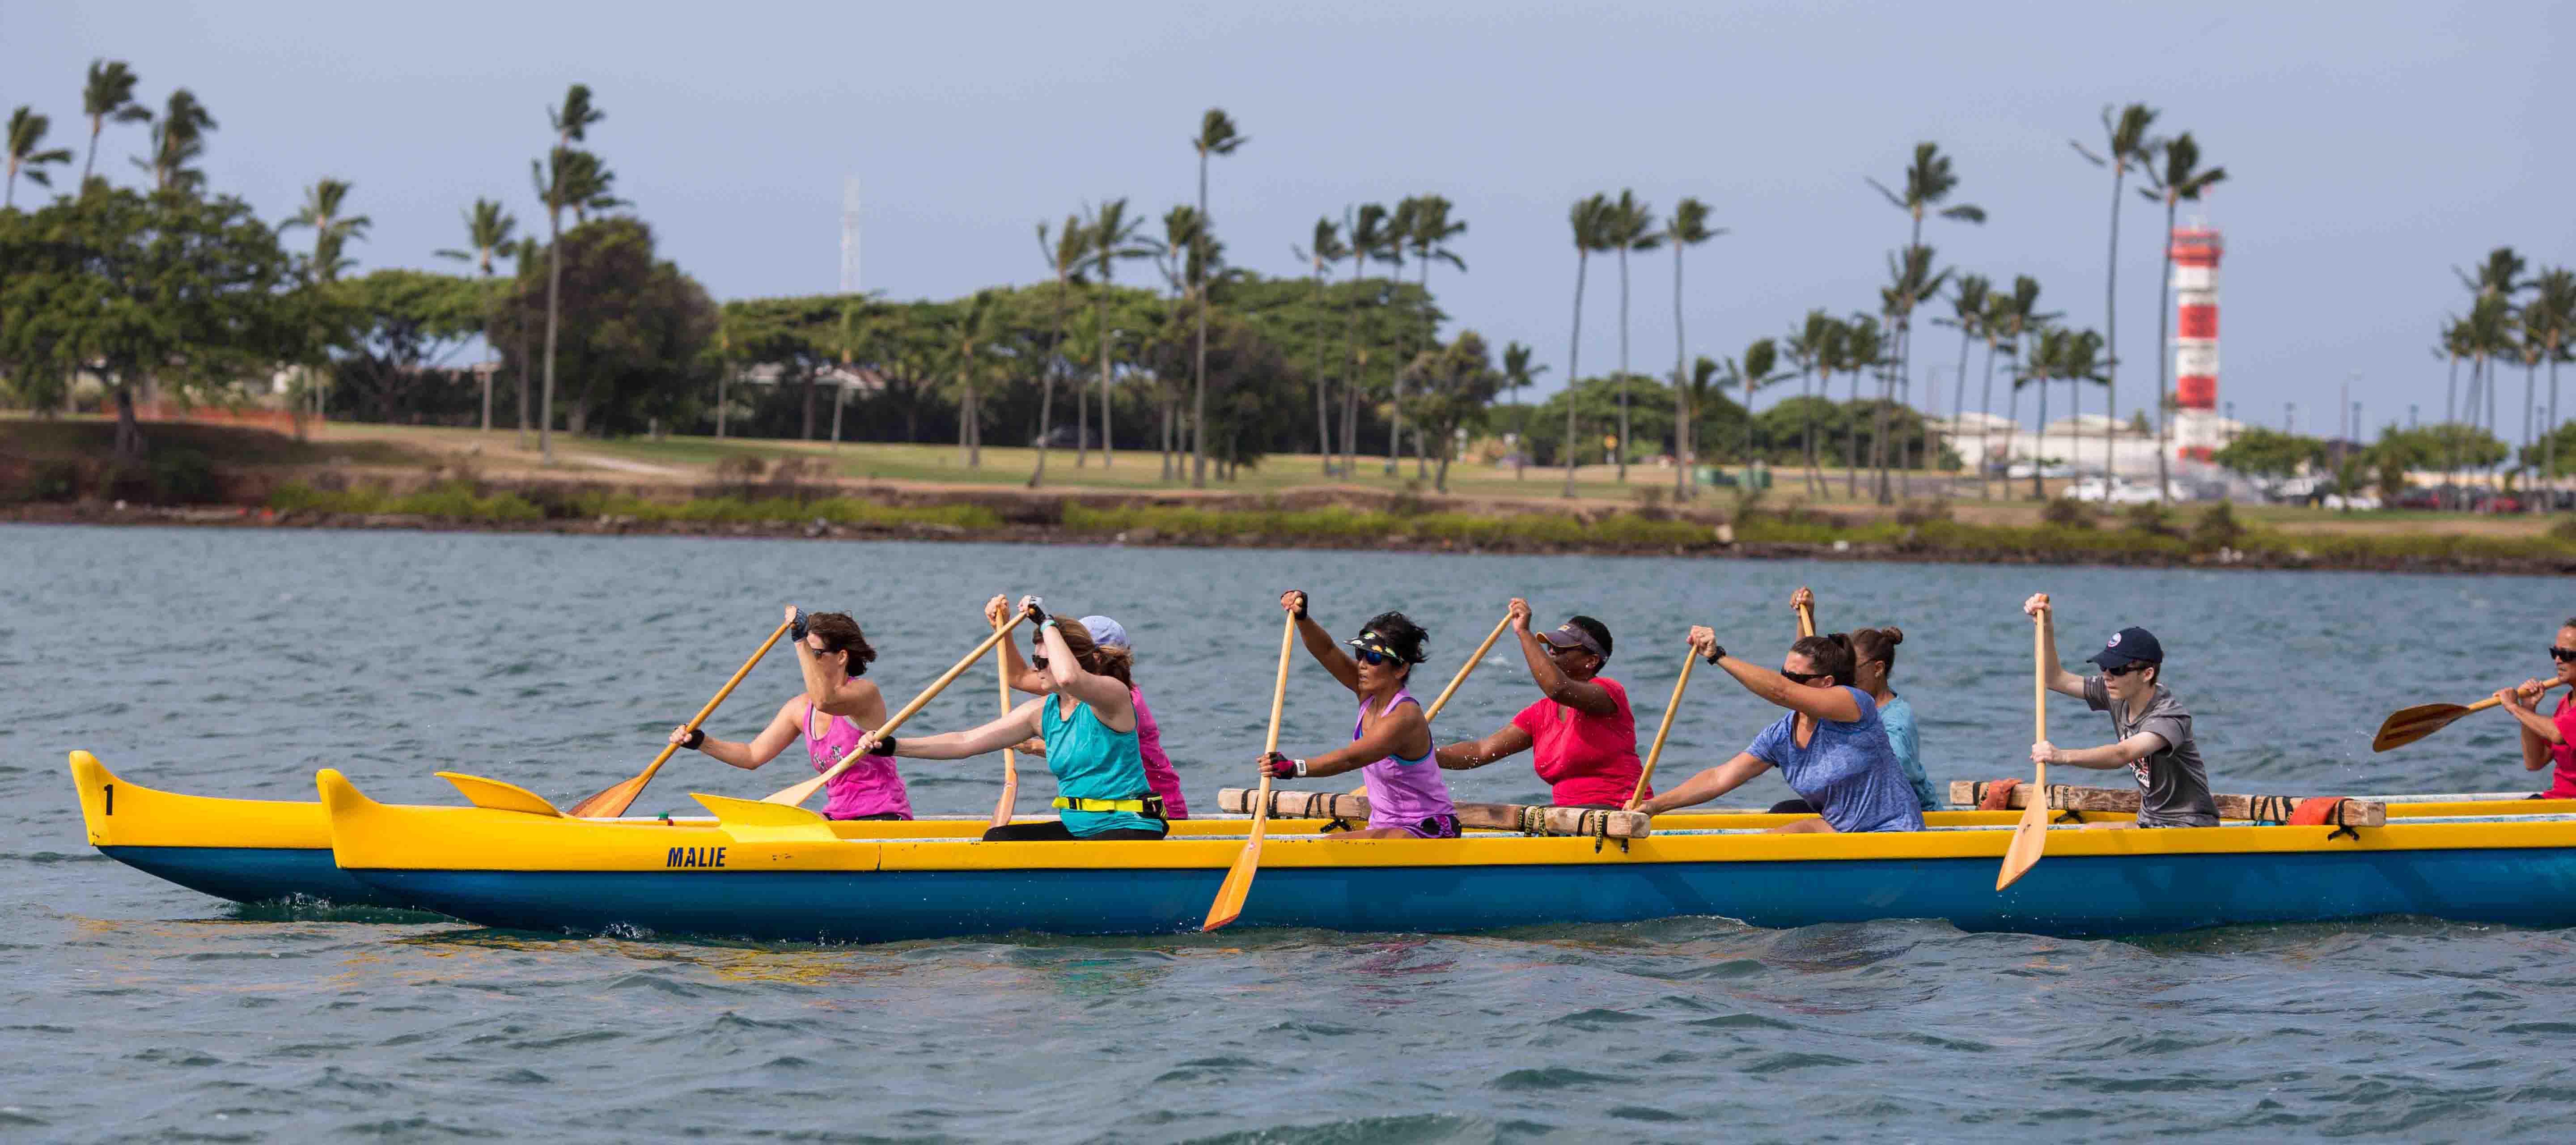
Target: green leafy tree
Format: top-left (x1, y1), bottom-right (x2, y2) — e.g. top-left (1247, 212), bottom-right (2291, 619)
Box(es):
top-left (7, 107), bottom-right (73, 207)
top-left (0, 187), bottom-right (313, 462)
top-left (2140, 131), bottom-right (2224, 500)
top-left (433, 198), bottom-right (518, 432)
top-left (487, 217), bottom-right (715, 439)
top-left (2073, 102), bottom-right (2157, 479)
top-left (1188, 107), bottom-right (1245, 488)
top-left (325, 269), bottom-right (487, 423)
top-left (1664, 196), bottom-right (1723, 499)
top-left (2212, 425), bottom-right (2326, 481)
top-left (1562, 193), bottom-right (1612, 497)
top-left (1604, 189), bottom-right (1660, 482)
top-left (1403, 330), bottom-right (1504, 492)
top-left (76, 59), bottom-right (150, 187)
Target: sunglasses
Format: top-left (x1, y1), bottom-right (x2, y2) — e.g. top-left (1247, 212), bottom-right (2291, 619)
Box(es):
top-left (1353, 648), bottom-right (1396, 666)
top-left (2551, 646), bottom-right (2576, 663)
top-left (2102, 662), bottom-right (2152, 679)
top-left (1780, 669), bottom-right (1831, 685)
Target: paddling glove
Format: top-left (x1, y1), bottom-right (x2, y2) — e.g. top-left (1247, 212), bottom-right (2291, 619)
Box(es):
top-left (789, 608), bottom-right (809, 642)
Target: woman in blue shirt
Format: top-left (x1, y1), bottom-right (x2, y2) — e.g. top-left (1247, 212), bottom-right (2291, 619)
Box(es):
top-left (1637, 627), bottom-right (1924, 833)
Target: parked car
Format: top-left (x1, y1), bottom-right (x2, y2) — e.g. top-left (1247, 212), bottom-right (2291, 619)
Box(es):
top-left (2107, 480), bottom-right (2186, 505)
top-left (2321, 492), bottom-right (2382, 511)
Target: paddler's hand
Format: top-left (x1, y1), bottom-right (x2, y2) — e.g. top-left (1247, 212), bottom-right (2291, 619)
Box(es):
top-left (2497, 686), bottom-right (2537, 713)
top-left (1256, 751), bottom-right (1302, 780)
top-left (1012, 737), bottom-right (1046, 757)
top-left (668, 725), bottom-right (707, 751)
top-left (1018, 594), bottom-right (1046, 624)
top-left (2030, 740), bottom-right (2060, 766)
top-left (785, 603), bottom-right (808, 641)
top-left (1507, 597), bottom-right (1533, 632)
top-left (2022, 592), bottom-right (2051, 619)
top-left (1686, 626), bottom-right (1723, 663)
top-left (2517, 678), bottom-right (2552, 704)
top-left (1280, 589), bottom-right (1308, 619)
top-left (983, 594), bottom-right (1011, 627)
top-left (1790, 586), bottom-right (1813, 613)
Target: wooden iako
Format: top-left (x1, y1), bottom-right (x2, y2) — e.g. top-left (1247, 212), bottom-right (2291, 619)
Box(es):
top-left (1949, 781), bottom-right (2387, 827)
top-left (1216, 788), bottom-right (1652, 840)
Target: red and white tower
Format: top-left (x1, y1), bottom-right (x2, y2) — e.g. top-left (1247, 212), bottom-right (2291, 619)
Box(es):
top-left (2169, 226), bottom-right (2224, 460)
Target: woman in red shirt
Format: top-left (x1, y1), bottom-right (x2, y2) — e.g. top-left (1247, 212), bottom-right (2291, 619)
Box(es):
top-left (1432, 598), bottom-right (1644, 809)
top-left (2499, 618), bottom-right (2576, 797)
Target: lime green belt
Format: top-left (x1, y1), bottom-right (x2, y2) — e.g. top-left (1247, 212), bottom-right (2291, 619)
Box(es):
top-left (1052, 795), bottom-right (1167, 817)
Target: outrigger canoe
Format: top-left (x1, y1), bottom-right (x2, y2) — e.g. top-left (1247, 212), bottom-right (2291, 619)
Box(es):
top-left (318, 768), bottom-right (2576, 942)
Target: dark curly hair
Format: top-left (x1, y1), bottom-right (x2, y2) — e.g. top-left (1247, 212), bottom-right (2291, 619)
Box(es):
top-left (803, 612), bottom-right (878, 678)
top-left (1357, 611), bottom-right (1430, 672)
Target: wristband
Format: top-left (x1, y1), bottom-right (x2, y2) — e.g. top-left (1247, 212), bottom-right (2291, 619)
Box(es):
top-left (682, 728), bottom-right (707, 751)
top-left (1703, 644), bottom-right (1725, 666)
top-left (1288, 592), bottom-right (1308, 619)
top-left (874, 736), bottom-right (898, 757)
top-left (1293, 758), bottom-right (1309, 778)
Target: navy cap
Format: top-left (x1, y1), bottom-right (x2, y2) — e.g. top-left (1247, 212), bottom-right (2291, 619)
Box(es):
top-left (2087, 626), bottom-right (2164, 669)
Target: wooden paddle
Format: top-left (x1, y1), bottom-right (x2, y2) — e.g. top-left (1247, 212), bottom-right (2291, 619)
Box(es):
top-left (1203, 610), bottom-right (1300, 932)
top-left (1345, 610), bottom-right (1514, 796)
top-left (567, 619), bottom-right (794, 818)
top-left (1996, 611), bottom-right (2050, 890)
top-left (2372, 681), bottom-right (2569, 752)
top-left (989, 612), bottom-right (1019, 829)
top-left (1624, 648), bottom-right (1699, 811)
top-left (763, 613), bottom-right (1027, 807)
top-left (1794, 589), bottom-right (1816, 639)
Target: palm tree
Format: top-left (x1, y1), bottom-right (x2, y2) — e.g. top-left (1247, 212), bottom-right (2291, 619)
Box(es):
top-left (2140, 131), bottom-right (2225, 501)
top-left (1876, 245), bottom-right (1949, 500)
top-left (435, 199), bottom-right (518, 434)
top-left (1080, 198), bottom-right (1152, 470)
top-left (77, 59), bottom-right (149, 187)
top-left (2463, 292), bottom-right (2517, 500)
top-left (1980, 278), bottom-right (2052, 498)
top-left (1562, 194), bottom-right (1612, 497)
top-left (1934, 274), bottom-right (1991, 498)
top-left (1378, 196), bottom-right (1418, 475)
top-left (1783, 310), bottom-right (1835, 495)
top-left (2072, 103), bottom-right (2158, 480)
top-left (1734, 338), bottom-right (1784, 474)
top-left (1603, 190), bottom-right (1660, 482)
top-left (1188, 108), bottom-right (1246, 489)
top-left (6, 108), bottom-right (72, 207)
top-left (530, 83), bottom-right (604, 462)
top-left (952, 290), bottom-right (1000, 468)
top-left (1031, 213), bottom-right (1089, 488)
top-left (1867, 142), bottom-right (1986, 495)
top-left (2527, 269), bottom-right (2576, 495)
top-left (1341, 203), bottom-right (1391, 479)
top-left (1840, 314), bottom-right (1887, 499)
top-left (2016, 327), bottom-right (2063, 500)
top-left (1295, 216), bottom-right (1349, 475)
top-left (1501, 340), bottom-right (1545, 479)
top-left (283, 178), bottom-right (372, 282)
top-left (138, 89), bottom-right (216, 191)
top-left (1156, 204), bottom-right (1211, 481)
top-left (1664, 197), bottom-right (1724, 499)
top-left (1408, 195), bottom-right (1468, 478)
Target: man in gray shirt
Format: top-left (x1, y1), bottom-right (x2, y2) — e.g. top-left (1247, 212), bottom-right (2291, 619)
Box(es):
top-left (2020, 594), bottom-right (2220, 828)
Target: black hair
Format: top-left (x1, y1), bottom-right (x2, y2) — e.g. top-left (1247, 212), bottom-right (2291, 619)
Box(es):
top-left (1357, 611), bottom-right (1430, 667)
top-left (1788, 632), bottom-right (1856, 687)
top-left (1567, 615), bottom-right (1613, 657)
top-left (804, 612), bottom-right (878, 678)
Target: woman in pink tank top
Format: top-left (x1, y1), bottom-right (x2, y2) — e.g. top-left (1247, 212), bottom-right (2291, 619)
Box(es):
top-left (667, 604), bottom-right (913, 820)
top-left (2499, 617), bottom-right (2576, 797)
top-left (985, 597), bottom-right (1187, 817)
top-left (1251, 591), bottom-right (1459, 840)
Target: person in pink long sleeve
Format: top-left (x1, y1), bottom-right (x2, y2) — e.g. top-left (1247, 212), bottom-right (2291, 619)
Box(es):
top-left (984, 595), bottom-right (1188, 818)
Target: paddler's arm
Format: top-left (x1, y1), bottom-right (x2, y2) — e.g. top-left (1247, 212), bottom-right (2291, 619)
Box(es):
top-left (2032, 732), bottom-right (2167, 770)
top-left (986, 594), bottom-right (1053, 694)
top-left (785, 604), bottom-right (836, 706)
top-left (1636, 752), bottom-right (1771, 814)
top-left (2497, 681), bottom-right (2564, 763)
top-left (1436, 723), bottom-right (1534, 770)
top-left (2022, 593), bottom-right (2086, 697)
top-left (1690, 626), bottom-right (1862, 723)
top-left (1265, 699), bottom-right (1429, 780)
top-left (1284, 589), bottom-right (1363, 694)
top-left (677, 695), bottom-right (805, 771)
top-left (1512, 597), bottom-right (1616, 716)
top-left (1032, 609), bottom-right (1134, 729)
top-left (865, 699), bottom-right (1045, 761)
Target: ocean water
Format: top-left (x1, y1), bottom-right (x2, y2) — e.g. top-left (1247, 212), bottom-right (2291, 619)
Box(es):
top-left (5, 524), bottom-right (2573, 1142)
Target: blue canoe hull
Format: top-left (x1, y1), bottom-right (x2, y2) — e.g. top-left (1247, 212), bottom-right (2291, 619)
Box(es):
top-left (346, 845), bottom-right (2576, 942)
top-left (102, 845), bottom-right (418, 910)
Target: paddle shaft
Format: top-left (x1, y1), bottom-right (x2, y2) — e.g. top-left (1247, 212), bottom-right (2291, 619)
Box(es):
top-left (1996, 612), bottom-right (2051, 891)
top-left (990, 613), bottom-right (1018, 829)
top-left (1204, 611), bottom-right (1300, 931)
top-left (568, 619), bottom-right (793, 818)
top-left (1625, 649), bottom-right (1699, 811)
top-left (2455, 679), bottom-right (2568, 717)
top-left (789, 613), bottom-right (1026, 797)
top-left (1795, 598), bottom-right (1816, 639)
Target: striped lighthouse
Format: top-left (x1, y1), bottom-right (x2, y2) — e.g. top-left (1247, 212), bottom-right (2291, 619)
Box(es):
top-left (2169, 226), bottom-right (2224, 460)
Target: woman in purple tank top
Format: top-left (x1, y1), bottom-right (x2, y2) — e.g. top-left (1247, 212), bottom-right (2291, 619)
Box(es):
top-left (1252, 591), bottom-right (1460, 840)
top-left (983, 597), bottom-right (1188, 818)
top-left (667, 604), bottom-right (913, 821)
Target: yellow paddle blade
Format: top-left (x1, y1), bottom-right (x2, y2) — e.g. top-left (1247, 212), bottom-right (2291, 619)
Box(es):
top-left (763, 772), bottom-right (830, 808)
top-left (566, 772), bottom-right (651, 819)
top-left (692, 793), bottom-right (838, 843)
top-left (1203, 790), bottom-right (1271, 932)
top-left (436, 772), bottom-right (566, 817)
top-left (1996, 797), bottom-right (2049, 890)
top-left (2372, 703), bottom-right (2472, 752)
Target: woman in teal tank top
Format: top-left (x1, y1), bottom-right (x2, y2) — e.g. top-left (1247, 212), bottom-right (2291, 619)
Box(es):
top-left (861, 597), bottom-right (1168, 841)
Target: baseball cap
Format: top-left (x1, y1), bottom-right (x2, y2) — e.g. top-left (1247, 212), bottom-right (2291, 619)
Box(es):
top-left (1079, 615), bottom-right (1130, 649)
top-left (2086, 626), bottom-right (2164, 670)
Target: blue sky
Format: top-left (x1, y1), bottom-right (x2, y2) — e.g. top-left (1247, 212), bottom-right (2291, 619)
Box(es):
top-left (7, 0), bottom-right (2571, 439)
